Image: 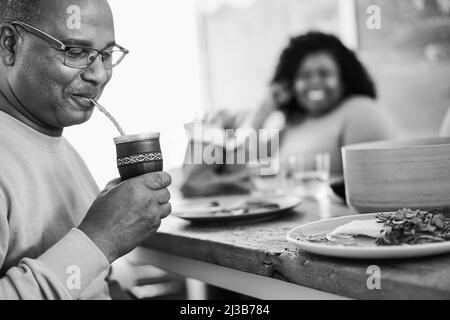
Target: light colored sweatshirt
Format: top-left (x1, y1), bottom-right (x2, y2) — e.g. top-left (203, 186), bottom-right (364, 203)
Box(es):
top-left (0, 111), bottom-right (110, 300)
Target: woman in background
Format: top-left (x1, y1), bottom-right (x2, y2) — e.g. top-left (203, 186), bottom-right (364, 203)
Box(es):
top-left (181, 31), bottom-right (398, 197)
top-left (253, 31), bottom-right (398, 177)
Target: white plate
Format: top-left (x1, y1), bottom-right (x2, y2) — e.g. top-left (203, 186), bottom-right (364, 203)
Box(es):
top-left (286, 213), bottom-right (450, 259)
top-left (173, 194), bottom-right (301, 223)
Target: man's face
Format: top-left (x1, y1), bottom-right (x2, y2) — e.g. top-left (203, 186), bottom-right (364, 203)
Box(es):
top-left (11, 0), bottom-right (115, 129)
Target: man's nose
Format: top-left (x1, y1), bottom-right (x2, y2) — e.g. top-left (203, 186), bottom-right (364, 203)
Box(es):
top-left (80, 55), bottom-right (110, 85)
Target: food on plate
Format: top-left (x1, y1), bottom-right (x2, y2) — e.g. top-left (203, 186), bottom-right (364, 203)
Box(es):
top-left (375, 209), bottom-right (450, 245)
top-left (209, 200), bottom-right (280, 216)
top-left (328, 219), bottom-right (384, 238)
top-left (304, 208), bottom-right (450, 246)
top-left (176, 200), bottom-right (280, 216)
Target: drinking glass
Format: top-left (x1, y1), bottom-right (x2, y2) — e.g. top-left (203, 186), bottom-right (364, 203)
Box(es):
top-left (247, 158), bottom-right (287, 197)
top-left (285, 153), bottom-right (330, 200)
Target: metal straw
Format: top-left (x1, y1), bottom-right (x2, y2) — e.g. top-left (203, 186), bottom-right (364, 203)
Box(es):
top-left (89, 99), bottom-right (126, 136)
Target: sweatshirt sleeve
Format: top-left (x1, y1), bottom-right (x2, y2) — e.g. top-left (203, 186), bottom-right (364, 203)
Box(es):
top-left (0, 196), bottom-right (110, 300)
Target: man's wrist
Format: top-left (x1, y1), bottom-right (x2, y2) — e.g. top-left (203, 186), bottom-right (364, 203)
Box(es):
top-left (76, 225), bottom-right (115, 263)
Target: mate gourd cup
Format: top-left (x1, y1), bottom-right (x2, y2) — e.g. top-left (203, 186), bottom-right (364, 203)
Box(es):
top-left (114, 132), bottom-right (163, 180)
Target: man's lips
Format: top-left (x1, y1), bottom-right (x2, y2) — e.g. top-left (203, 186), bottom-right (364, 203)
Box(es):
top-left (72, 93), bottom-right (98, 100)
top-left (70, 94), bottom-right (97, 109)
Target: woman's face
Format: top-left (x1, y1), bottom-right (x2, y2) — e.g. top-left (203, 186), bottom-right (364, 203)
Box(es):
top-left (293, 51), bottom-right (344, 116)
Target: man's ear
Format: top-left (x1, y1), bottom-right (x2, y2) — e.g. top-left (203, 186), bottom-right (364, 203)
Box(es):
top-left (0, 24), bottom-right (19, 66)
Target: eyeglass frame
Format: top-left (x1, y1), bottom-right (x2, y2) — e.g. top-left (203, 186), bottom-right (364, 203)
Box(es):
top-left (10, 20), bottom-right (129, 69)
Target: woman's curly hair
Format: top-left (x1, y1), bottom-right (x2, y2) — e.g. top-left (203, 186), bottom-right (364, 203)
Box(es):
top-left (272, 31), bottom-right (377, 122)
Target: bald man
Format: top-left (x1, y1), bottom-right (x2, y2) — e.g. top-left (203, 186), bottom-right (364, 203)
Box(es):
top-left (0, 0), bottom-right (172, 299)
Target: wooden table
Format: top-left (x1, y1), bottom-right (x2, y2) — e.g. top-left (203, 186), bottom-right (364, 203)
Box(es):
top-left (128, 196), bottom-right (450, 300)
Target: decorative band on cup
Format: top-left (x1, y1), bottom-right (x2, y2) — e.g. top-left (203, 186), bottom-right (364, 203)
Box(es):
top-left (117, 152), bottom-right (163, 167)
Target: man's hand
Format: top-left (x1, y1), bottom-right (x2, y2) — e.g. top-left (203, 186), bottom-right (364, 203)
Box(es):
top-left (98, 178), bottom-right (122, 197)
top-left (78, 172), bottom-right (172, 263)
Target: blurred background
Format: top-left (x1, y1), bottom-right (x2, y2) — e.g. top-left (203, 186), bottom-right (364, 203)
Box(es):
top-left (63, 0), bottom-right (449, 300)
top-left (65, 0), bottom-right (450, 188)
top-left (199, 0), bottom-right (450, 134)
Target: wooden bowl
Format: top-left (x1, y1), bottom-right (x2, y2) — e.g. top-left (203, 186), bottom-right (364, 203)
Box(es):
top-left (342, 137), bottom-right (450, 213)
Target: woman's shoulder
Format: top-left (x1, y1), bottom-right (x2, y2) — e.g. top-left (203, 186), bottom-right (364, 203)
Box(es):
top-left (339, 95), bottom-right (379, 113)
top-left (338, 95), bottom-right (392, 121)
top-left (339, 95), bottom-right (399, 142)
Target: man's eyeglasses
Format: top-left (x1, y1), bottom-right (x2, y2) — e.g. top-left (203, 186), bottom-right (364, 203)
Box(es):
top-left (11, 21), bottom-right (129, 70)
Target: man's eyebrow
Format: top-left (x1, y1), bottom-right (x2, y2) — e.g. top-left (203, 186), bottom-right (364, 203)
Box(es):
top-left (61, 38), bottom-right (94, 47)
top-left (61, 39), bottom-right (117, 49)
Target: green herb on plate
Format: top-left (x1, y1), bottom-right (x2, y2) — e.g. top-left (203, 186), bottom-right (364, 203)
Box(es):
top-left (375, 208), bottom-right (450, 245)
